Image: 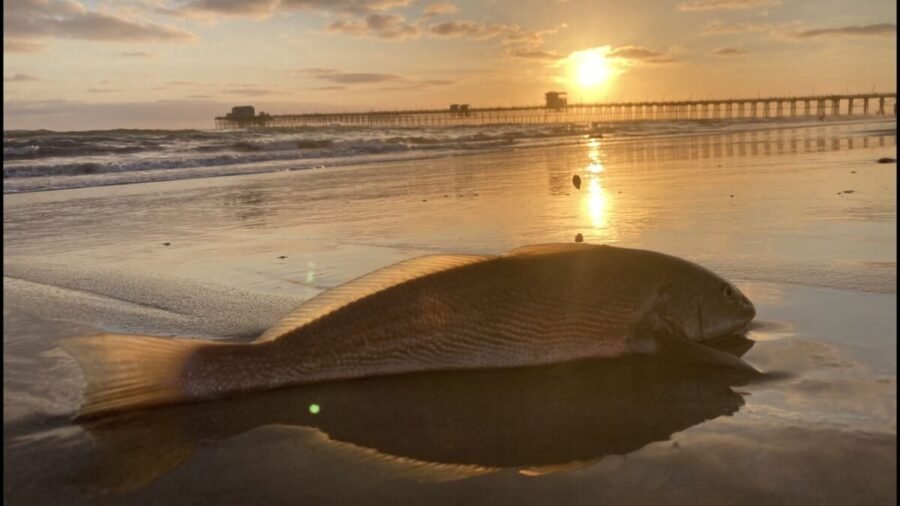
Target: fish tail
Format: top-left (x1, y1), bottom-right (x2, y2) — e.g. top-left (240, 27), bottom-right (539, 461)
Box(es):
top-left (61, 333), bottom-right (219, 419)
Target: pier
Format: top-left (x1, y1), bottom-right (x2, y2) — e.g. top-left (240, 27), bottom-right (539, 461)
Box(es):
top-left (215, 92), bottom-right (897, 129)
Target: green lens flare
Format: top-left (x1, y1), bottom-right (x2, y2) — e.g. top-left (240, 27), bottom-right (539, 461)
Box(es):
top-left (309, 403), bottom-right (321, 414)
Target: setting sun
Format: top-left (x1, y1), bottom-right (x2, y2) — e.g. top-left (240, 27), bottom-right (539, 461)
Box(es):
top-left (577, 52), bottom-right (613, 88)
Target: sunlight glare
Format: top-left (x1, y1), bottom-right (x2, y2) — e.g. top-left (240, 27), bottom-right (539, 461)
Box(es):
top-left (586, 177), bottom-right (608, 229)
top-left (577, 52), bottom-right (612, 88)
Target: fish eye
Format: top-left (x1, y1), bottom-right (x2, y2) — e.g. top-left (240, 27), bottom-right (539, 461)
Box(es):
top-left (722, 285), bottom-right (734, 299)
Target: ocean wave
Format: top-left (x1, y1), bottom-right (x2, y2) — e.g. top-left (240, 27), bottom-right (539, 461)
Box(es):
top-left (4, 117), bottom-right (893, 193)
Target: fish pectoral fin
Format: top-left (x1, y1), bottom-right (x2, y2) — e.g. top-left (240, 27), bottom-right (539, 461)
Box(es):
top-left (256, 254), bottom-right (493, 342)
top-left (653, 332), bottom-right (760, 373)
top-left (630, 308), bottom-right (757, 372)
top-left (704, 334), bottom-right (756, 358)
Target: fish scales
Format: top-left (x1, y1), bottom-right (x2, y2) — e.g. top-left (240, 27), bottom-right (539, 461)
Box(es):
top-left (192, 251), bottom-right (652, 393)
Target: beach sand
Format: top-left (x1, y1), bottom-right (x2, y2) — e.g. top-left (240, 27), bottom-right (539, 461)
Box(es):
top-left (3, 119), bottom-right (897, 505)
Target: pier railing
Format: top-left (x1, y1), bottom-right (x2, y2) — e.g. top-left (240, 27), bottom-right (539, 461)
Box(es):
top-left (215, 93), bottom-right (897, 129)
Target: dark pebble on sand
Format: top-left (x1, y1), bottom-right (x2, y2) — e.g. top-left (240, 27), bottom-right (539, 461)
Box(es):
top-left (574, 233), bottom-right (583, 243)
top-left (572, 175), bottom-right (581, 190)
top-left (444, 195), bottom-right (448, 197)
top-left (877, 157), bottom-right (896, 163)
top-left (278, 255), bottom-right (287, 259)
top-left (422, 199), bottom-right (428, 202)
top-left (730, 194), bottom-right (734, 198)
top-left (851, 170), bottom-right (857, 174)
top-left (162, 242), bottom-right (170, 246)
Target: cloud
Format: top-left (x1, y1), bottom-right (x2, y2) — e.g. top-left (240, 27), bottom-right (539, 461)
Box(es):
top-left (87, 87), bottom-right (123, 93)
top-left (427, 20), bottom-right (514, 40)
top-left (326, 13), bottom-right (420, 39)
top-left (506, 47), bottom-right (560, 61)
top-left (712, 47), bottom-right (749, 56)
top-left (4, 73), bottom-right (41, 82)
top-left (121, 50), bottom-right (155, 58)
top-left (297, 68), bottom-right (407, 83)
top-left (3, 38), bottom-right (44, 52)
top-left (296, 68), bottom-right (453, 90)
top-left (677, 0), bottom-right (779, 12)
top-left (176, 0), bottom-right (279, 18)
top-left (422, 3), bottom-right (458, 17)
top-left (794, 23), bottom-right (896, 38)
top-left (607, 45), bottom-right (677, 64)
top-left (224, 86), bottom-right (283, 96)
top-left (426, 20), bottom-right (566, 50)
top-left (176, 0), bottom-right (414, 18)
top-left (4, 0), bottom-right (197, 43)
top-left (700, 20), bottom-right (777, 36)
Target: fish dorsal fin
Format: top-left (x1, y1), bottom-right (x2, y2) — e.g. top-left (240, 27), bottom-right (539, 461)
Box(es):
top-left (257, 254), bottom-right (493, 342)
top-left (506, 243), bottom-right (605, 257)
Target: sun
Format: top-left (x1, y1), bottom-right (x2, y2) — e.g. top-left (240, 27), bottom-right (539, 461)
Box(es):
top-left (576, 51), bottom-right (613, 88)
top-left (562, 48), bottom-right (617, 96)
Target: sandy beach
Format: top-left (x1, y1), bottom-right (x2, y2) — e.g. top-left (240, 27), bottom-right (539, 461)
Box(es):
top-left (3, 118), bottom-right (897, 505)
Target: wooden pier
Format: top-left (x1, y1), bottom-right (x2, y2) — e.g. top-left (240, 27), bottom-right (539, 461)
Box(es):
top-left (215, 92), bottom-right (897, 129)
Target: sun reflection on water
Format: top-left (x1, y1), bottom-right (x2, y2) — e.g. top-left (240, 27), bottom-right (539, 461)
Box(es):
top-left (586, 177), bottom-right (609, 228)
top-left (582, 138), bottom-right (612, 229)
top-left (586, 139), bottom-right (605, 174)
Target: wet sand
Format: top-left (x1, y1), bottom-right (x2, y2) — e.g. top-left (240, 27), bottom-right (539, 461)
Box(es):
top-left (4, 119), bottom-right (897, 505)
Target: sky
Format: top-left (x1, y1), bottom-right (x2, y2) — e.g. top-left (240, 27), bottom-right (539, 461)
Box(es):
top-left (3, 0), bottom-right (897, 129)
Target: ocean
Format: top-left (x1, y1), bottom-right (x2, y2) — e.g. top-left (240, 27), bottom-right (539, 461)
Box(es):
top-left (5, 117), bottom-right (892, 193)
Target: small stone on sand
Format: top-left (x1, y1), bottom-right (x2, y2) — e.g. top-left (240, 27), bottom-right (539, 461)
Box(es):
top-left (730, 194), bottom-right (734, 198)
top-left (278, 255), bottom-right (287, 259)
top-left (162, 242), bottom-right (170, 246)
top-left (574, 233), bottom-right (583, 243)
top-left (877, 157), bottom-right (896, 164)
top-left (572, 175), bottom-right (582, 190)
top-left (851, 170), bottom-right (856, 174)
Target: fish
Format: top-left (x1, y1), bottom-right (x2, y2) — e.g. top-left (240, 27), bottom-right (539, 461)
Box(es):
top-left (62, 243), bottom-right (757, 418)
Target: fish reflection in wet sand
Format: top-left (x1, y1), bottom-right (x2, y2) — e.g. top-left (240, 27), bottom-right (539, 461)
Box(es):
top-left (63, 243), bottom-right (758, 418)
top-left (79, 341), bottom-right (756, 492)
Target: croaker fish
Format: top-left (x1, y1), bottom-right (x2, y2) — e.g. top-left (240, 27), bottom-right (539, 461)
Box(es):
top-left (63, 243), bottom-right (757, 418)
